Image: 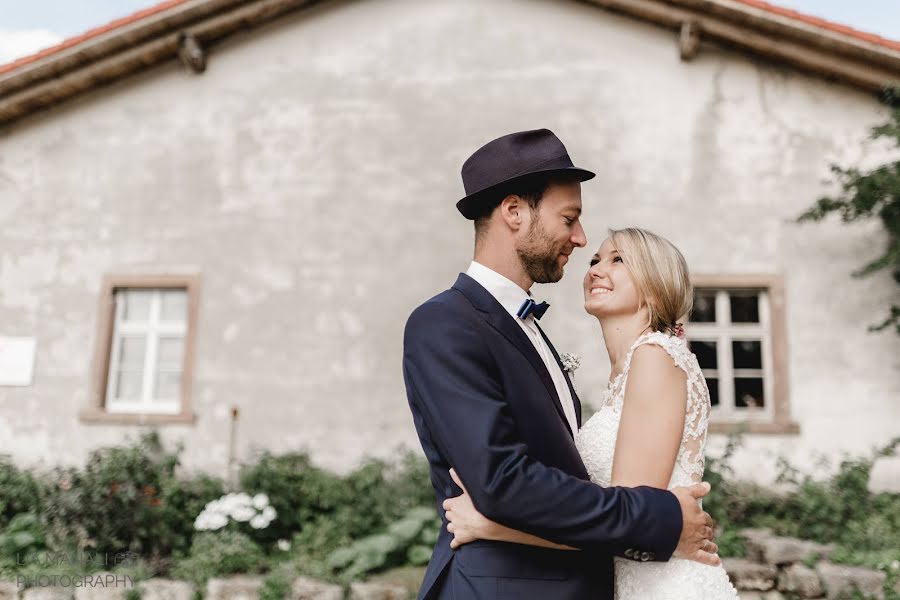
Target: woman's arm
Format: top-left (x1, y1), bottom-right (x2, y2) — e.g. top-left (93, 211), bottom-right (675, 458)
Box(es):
top-left (611, 344), bottom-right (687, 488)
top-left (444, 469), bottom-right (578, 550)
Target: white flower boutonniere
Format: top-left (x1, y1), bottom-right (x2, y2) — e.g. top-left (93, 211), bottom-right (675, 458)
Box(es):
top-left (560, 352), bottom-right (581, 376)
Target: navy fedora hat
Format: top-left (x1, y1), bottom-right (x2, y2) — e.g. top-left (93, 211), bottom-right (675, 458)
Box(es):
top-left (456, 128), bottom-right (595, 220)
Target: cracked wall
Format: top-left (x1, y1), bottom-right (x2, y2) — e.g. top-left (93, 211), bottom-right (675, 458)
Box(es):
top-left (0, 0), bottom-right (897, 484)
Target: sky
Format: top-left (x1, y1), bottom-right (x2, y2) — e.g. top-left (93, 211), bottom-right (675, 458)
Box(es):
top-left (1, 0), bottom-right (899, 64)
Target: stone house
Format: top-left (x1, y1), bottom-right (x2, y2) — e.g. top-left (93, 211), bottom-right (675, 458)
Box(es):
top-left (1, 0), bottom-right (898, 486)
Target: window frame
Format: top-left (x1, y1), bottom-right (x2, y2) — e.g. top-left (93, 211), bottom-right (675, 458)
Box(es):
top-left (690, 274), bottom-right (798, 435)
top-left (81, 274), bottom-right (200, 425)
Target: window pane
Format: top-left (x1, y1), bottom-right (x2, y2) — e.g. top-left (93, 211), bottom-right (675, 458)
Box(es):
top-left (732, 340), bottom-right (762, 369)
top-left (153, 370), bottom-right (181, 399)
top-left (114, 370), bottom-right (143, 399)
top-left (705, 377), bottom-right (719, 407)
top-left (157, 337), bottom-right (184, 367)
top-left (691, 291), bottom-right (716, 322)
top-left (690, 340), bottom-right (717, 369)
top-left (161, 290), bottom-right (187, 322)
top-left (730, 293), bottom-right (760, 323)
top-left (120, 290), bottom-right (151, 321)
top-left (117, 336), bottom-right (146, 367)
top-left (735, 378), bottom-right (764, 408)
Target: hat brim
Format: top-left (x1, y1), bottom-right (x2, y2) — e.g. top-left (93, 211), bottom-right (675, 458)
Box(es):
top-left (456, 166), bottom-right (596, 220)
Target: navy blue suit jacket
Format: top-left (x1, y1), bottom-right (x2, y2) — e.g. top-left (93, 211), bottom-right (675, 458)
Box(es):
top-left (402, 273), bottom-right (683, 600)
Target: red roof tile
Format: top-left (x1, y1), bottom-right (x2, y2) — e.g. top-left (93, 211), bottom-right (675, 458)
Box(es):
top-left (0, 0), bottom-right (193, 76)
top-left (730, 0), bottom-right (900, 52)
top-left (0, 0), bottom-right (897, 78)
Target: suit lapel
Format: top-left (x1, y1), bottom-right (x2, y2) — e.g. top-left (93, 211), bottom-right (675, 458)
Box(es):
top-left (452, 274), bottom-right (574, 437)
top-left (535, 322), bottom-right (582, 429)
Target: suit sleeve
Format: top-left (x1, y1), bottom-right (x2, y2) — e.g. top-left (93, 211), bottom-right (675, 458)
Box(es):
top-left (402, 300), bottom-right (683, 558)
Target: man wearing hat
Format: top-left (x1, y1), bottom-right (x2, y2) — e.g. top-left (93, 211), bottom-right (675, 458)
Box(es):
top-left (402, 129), bottom-right (714, 599)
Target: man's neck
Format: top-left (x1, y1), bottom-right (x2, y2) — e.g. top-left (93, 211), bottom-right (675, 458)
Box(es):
top-left (473, 249), bottom-right (533, 293)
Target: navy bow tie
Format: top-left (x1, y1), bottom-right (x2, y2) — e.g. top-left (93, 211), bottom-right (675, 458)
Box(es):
top-left (517, 298), bottom-right (550, 320)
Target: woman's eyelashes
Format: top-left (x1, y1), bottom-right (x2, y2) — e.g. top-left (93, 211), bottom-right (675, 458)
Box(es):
top-left (589, 256), bottom-right (623, 267)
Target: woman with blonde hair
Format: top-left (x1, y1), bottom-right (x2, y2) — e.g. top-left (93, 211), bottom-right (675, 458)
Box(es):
top-left (443, 227), bottom-right (738, 598)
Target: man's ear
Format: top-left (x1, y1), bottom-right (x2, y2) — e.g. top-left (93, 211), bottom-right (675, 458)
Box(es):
top-left (499, 195), bottom-right (523, 230)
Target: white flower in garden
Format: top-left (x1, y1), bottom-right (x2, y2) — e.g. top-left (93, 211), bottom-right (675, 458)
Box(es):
top-left (193, 491), bottom-right (278, 531)
top-left (277, 539), bottom-right (290, 552)
top-left (231, 505), bottom-right (256, 522)
top-left (194, 511), bottom-right (228, 531)
top-left (250, 514), bottom-right (269, 529)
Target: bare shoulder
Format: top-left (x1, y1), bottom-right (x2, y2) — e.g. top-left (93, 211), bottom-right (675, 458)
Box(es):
top-left (628, 343), bottom-right (687, 390)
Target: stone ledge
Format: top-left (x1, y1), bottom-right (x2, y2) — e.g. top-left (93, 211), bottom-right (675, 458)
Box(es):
top-left (348, 581), bottom-right (408, 600)
top-left (816, 562), bottom-right (886, 600)
top-left (21, 588), bottom-right (74, 600)
top-left (723, 558), bottom-right (779, 591)
top-left (138, 578), bottom-right (196, 600)
top-left (290, 576), bottom-right (343, 600)
top-left (206, 576), bottom-right (264, 600)
top-left (743, 531), bottom-right (834, 565)
top-left (777, 563), bottom-right (823, 598)
top-left (0, 581), bottom-right (18, 600)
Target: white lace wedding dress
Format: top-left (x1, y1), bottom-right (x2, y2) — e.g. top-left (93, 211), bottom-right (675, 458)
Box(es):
top-left (575, 331), bottom-right (738, 599)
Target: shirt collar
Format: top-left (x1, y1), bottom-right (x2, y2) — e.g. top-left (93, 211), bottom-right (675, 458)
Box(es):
top-left (466, 261), bottom-right (532, 321)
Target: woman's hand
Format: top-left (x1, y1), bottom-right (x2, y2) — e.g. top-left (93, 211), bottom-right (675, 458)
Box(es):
top-left (442, 469), bottom-right (498, 550)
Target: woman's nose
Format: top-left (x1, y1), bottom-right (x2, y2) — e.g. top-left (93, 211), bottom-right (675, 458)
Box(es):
top-left (589, 263), bottom-right (607, 278)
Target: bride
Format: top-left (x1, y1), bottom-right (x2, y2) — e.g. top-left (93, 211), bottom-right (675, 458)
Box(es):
top-left (443, 227), bottom-right (738, 599)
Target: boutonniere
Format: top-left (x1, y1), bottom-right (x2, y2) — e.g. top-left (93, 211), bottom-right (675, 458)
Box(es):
top-left (560, 352), bottom-right (581, 376)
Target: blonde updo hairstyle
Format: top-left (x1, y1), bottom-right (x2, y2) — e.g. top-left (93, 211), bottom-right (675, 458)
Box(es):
top-left (607, 227), bottom-right (693, 335)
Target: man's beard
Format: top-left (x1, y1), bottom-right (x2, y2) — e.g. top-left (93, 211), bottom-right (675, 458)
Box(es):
top-left (517, 218), bottom-right (566, 284)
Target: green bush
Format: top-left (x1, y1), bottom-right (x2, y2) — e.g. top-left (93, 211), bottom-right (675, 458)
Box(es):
top-left (0, 513), bottom-right (46, 571)
top-left (327, 506), bottom-right (440, 582)
top-left (0, 458), bottom-right (42, 529)
top-left (170, 530), bottom-right (265, 589)
top-left (238, 449), bottom-right (433, 551)
top-left (158, 473), bottom-right (226, 558)
top-left (39, 431), bottom-right (179, 557)
top-left (705, 435), bottom-right (900, 564)
top-left (24, 431), bottom-right (226, 575)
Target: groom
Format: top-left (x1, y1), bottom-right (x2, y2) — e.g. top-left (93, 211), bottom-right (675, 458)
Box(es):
top-left (402, 129), bottom-right (718, 600)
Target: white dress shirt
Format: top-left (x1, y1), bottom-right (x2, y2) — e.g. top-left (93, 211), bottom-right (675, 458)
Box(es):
top-left (465, 261), bottom-right (579, 435)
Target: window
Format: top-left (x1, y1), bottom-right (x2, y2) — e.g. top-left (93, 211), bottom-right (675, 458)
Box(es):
top-left (688, 275), bottom-right (797, 434)
top-left (82, 275), bottom-right (199, 424)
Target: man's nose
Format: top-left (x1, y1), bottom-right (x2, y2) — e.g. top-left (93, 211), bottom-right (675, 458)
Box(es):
top-left (572, 221), bottom-right (587, 248)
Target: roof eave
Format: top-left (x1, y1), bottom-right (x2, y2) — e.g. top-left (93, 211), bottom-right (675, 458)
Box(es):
top-left (582, 0), bottom-right (900, 91)
top-left (1, 0), bottom-right (899, 130)
top-left (0, 0), bottom-right (322, 129)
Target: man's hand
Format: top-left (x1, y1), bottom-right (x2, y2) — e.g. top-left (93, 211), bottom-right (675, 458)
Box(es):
top-left (671, 482), bottom-right (720, 566)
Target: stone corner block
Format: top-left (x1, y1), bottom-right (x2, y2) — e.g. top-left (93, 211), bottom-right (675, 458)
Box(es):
top-left (206, 575), bottom-right (264, 600)
top-left (816, 562), bottom-right (886, 600)
top-left (138, 578), bottom-right (197, 600)
top-left (290, 576), bottom-right (343, 600)
top-left (723, 557), bottom-right (778, 591)
top-left (349, 580), bottom-right (409, 600)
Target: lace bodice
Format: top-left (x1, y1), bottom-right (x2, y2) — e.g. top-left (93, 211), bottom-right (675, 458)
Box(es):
top-left (576, 331), bottom-right (711, 491)
top-left (574, 332), bottom-right (737, 599)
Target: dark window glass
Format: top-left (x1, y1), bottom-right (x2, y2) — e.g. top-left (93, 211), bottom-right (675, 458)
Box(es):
top-left (706, 377), bottom-right (719, 407)
top-left (735, 378), bottom-right (764, 408)
top-left (732, 340), bottom-right (762, 369)
top-left (690, 341), bottom-right (718, 369)
top-left (691, 291), bottom-right (716, 322)
top-left (730, 293), bottom-right (759, 323)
